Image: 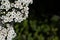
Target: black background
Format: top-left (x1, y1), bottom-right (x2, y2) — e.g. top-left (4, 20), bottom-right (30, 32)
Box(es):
top-left (29, 0), bottom-right (60, 18)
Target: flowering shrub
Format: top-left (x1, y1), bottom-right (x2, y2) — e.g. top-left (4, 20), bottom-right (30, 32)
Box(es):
top-left (0, 0), bottom-right (33, 40)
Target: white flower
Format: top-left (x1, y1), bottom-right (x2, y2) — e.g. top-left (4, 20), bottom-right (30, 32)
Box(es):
top-left (0, 0), bottom-right (33, 23)
top-left (24, 7), bottom-right (29, 11)
top-left (0, 24), bottom-right (16, 40)
top-left (0, 26), bottom-right (7, 40)
top-left (1, 0), bottom-right (11, 11)
top-left (8, 18), bottom-right (13, 22)
top-left (7, 26), bottom-right (16, 40)
top-left (0, 0), bottom-right (33, 40)
top-left (11, 3), bottom-right (14, 7)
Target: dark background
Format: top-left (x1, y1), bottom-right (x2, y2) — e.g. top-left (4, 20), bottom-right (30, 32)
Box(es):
top-left (29, 0), bottom-right (60, 17)
top-left (28, 0), bottom-right (60, 40)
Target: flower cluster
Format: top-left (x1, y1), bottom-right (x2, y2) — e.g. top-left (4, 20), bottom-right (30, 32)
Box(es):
top-left (7, 24), bottom-right (16, 40)
top-left (0, 0), bottom-right (33, 23)
top-left (0, 0), bottom-right (33, 40)
top-left (0, 25), bottom-right (7, 40)
top-left (0, 24), bottom-right (16, 40)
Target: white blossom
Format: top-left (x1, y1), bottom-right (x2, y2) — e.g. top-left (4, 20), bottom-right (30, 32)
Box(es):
top-left (0, 0), bottom-right (33, 40)
top-left (0, 0), bottom-right (33, 23)
top-left (1, 0), bottom-right (11, 11)
top-left (0, 24), bottom-right (16, 40)
top-left (0, 26), bottom-right (7, 40)
top-left (7, 25), bottom-right (16, 40)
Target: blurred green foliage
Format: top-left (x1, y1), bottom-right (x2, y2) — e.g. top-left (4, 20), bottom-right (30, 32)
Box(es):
top-left (13, 15), bottom-right (60, 40)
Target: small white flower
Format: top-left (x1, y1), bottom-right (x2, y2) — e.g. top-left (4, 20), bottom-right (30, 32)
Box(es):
top-left (19, 5), bottom-right (23, 9)
top-left (11, 3), bottom-right (14, 7)
top-left (24, 7), bottom-right (29, 11)
top-left (21, 10), bottom-right (24, 13)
